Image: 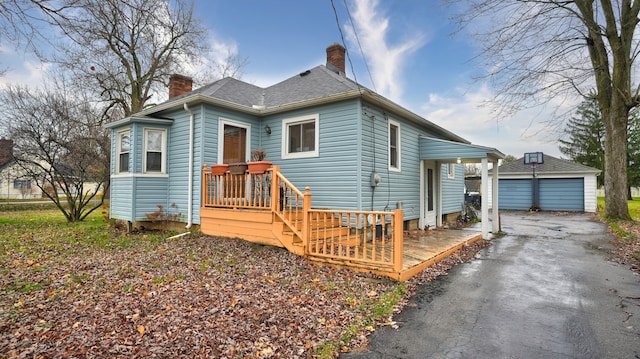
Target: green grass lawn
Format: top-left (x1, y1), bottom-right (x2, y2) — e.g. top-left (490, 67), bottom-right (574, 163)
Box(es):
top-left (597, 197), bottom-right (640, 219)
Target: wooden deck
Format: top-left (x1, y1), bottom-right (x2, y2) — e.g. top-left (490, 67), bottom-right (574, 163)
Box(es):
top-left (307, 227), bottom-right (483, 281)
top-left (200, 164), bottom-right (484, 281)
top-left (399, 228), bottom-right (483, 281)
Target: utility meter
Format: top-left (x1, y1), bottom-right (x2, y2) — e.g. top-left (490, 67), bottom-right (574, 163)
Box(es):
top-left (370, 171), bottom-right (382, 187)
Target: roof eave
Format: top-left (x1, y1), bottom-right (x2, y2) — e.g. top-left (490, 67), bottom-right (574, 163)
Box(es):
top-left (362, 91), bottom-right (471, 144)
top-left (129, 89), bottom-right (471, 144)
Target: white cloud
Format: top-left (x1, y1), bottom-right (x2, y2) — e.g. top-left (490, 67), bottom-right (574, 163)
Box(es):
top-left (421, 84), bottom-right (564, 157)
top-left (0, 59), bottom-right (50, 89)
top-left (345, 0), bottom-right (425, 102)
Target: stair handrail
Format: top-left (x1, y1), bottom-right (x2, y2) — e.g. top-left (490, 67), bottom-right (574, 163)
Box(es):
top-left (271, 166), bottom-right (311, 248)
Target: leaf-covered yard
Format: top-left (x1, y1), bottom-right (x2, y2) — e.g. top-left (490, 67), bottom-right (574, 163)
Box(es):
top-left (0, 208), bottom-right (486, 358)
top-left (602, 198), bottom-right (640, 273)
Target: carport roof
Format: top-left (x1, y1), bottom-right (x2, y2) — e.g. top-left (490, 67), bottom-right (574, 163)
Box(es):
top-left (419, 136), bottom-right (504, 162)
top-left (492, 154), bottom-right (601, 175)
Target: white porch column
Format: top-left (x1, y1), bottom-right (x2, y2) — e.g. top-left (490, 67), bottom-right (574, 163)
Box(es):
top-left (492, 160), bottom-right (499, 233)
top-left (481, 158), bottom-right (489, 239)
top-left (437, 161), bottom-right (443, 227)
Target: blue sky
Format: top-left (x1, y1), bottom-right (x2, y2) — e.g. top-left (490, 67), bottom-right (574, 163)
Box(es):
top-left (0, 0), bottom-right (564, 158)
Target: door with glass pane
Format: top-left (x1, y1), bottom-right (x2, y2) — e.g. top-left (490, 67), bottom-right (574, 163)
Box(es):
top-left (423, 161), bottom-right (437, 228)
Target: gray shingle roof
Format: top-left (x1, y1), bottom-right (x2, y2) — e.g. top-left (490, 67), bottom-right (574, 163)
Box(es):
top-left (162, 65), bottom-right (362, 110)
top-left (494, 154), bottom-right (601, 174)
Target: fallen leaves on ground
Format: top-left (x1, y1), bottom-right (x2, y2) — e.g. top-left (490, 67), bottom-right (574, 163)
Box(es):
top-left (0, 210), bottom-right (490, 358)
top-left (608, 220), bottom-right (640, 273)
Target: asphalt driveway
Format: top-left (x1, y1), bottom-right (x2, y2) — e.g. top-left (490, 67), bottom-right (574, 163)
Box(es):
top-left (342, 211), bottom-right (640, 359)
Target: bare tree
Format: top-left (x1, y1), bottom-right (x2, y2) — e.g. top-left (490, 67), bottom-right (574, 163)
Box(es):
top-left (449, 0), bottom-right (638, 219)
top-left (0, 79), bottom-right (110, 222)
top-left (3, 0), bottom-right (247, 118)
top-left (0, 0), bottom-right (80, 56)
top-left (45, 0), bottom-right (208, 117)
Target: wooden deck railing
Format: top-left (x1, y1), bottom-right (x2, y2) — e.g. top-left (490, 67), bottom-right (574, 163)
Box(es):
top-left (306, 209), bottom-right (403, 273)
top-left (202, 164), bottom-right (272, 209)
top-left (202, 164), bottom-right (404, 274)
top-left (271, 167), bottom-right (309, 242)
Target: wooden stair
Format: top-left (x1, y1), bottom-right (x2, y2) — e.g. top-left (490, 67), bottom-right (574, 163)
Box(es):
top-left (272, 211), bottom-right (351, 255)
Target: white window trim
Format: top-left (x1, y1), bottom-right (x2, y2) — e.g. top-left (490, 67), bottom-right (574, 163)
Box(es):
top-left (388, 119), bottom-right (401, 172)
top-left (217, 118), bottom-right (251, 164)
top-left (447, 164), bottom-right (455, 179)
top-left (281, 114), bottom-right (319, 159)
top-left (142, 128), bottom-right (167, 174)
top-left (115, 129), bottom-right (130, 174)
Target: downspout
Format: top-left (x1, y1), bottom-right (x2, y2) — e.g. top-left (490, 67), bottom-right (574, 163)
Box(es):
top-left (183, 103), bottom-right (194, 229)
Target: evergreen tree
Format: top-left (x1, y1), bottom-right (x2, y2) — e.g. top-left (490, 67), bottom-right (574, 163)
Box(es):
top-left (560, 95), bottom-right (640, 197)
top-left (559, 95), bottom-right (605, 187)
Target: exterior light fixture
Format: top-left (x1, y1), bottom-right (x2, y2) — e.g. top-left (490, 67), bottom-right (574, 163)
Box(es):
top-left (264, 125), bottom-right (271, 135)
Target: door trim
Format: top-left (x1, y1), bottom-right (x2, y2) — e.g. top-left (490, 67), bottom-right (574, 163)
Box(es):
top-left (420, 160), bottom-right (438, 229)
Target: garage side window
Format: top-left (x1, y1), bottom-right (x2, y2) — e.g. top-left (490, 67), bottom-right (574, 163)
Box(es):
top-left (144, 128), bottom-right (166, 173)
top-left (116, 130), bottom-right (130, 173)
top-left (282, 114), bottom-right (319, 159)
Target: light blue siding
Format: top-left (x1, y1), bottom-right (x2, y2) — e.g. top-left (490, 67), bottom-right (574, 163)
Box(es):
top-left (109, 176), bottom-right (133, 220)
top-left (108, 98), bottom-right (475, 225)
top-left (441, 163), bottom-right (465, 214)
top-left (539, 178), bottom-right (584, 211)
top-left (108, 118), bottom-right (173, 223)
top-left (261, 100), bottom-right (360, 210)
top-left (133, 176), bottom-right (170, 221)
top-left (164, 108), bottom-right (198, 223)
top-left (359, 104), bottom-right (464, 219)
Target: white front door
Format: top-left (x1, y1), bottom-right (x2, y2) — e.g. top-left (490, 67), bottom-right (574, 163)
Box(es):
top-left (423, 161), bottom-right (437, 228)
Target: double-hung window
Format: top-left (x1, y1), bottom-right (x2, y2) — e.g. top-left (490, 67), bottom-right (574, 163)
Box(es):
top-left (117, 130), bottom-right (130, 173)
top-left (282, 114), bottom-right (319, 159)
top-left (388, 119), bottom-right (401, 171)
top-left (144, 128), bottom-right (166, 173)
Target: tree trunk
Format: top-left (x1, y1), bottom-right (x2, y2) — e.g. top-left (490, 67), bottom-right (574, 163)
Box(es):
top-left (603, 104), bottom-right (631, 219)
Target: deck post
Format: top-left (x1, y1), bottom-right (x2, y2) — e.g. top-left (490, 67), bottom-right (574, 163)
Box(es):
top-left (270, 166), bottom-right (281, 213)
top-left (302, 187), bottom-right (312, 254)
top-left (202, 164), bottom-right (208, 207)
top-left (393, 209), bottom-right (404, 273)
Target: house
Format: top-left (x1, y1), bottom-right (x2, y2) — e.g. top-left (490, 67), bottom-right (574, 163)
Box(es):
top-left (105, 43), bottom-right (504, 280)
top-left (488, 154), bottom-right (601, 212)
top-left (0, 139), bottom-right (42, 199)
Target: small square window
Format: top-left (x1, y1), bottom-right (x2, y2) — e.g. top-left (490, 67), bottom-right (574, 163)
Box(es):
top-left (282, 114), bottom-right (319, 159)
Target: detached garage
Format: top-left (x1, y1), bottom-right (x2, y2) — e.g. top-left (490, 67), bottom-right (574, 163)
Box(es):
top-left (488, 154), bottom-right (601, 212)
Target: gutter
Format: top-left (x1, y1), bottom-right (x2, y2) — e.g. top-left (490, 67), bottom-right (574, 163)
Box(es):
top-left (183, 103), bottom-right (194, 229)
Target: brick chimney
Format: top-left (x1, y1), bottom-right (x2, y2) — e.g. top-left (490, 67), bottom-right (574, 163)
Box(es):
top-left (168, 74), bottom-right (193, 99)
top-left (326, 43), bottom-right (346, 74)
top-left (0, 138), bottom-right (13, 166)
